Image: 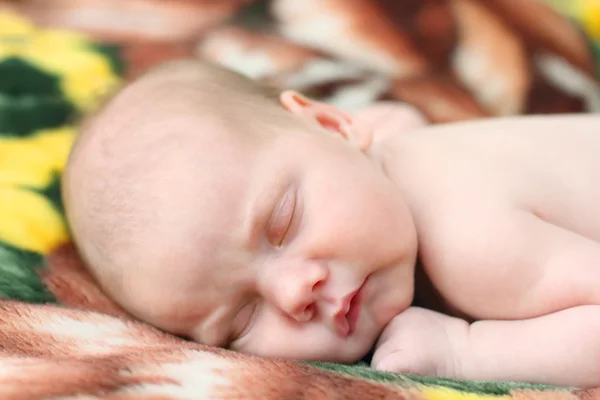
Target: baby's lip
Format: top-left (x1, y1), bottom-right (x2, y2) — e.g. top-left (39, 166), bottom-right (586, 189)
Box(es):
top-left (333, 278), bottom-right (368, 338)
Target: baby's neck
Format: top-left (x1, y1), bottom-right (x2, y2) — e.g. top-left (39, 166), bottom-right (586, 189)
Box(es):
top-left (367, 127), bottom-right (421, 205)
top-left (365, 125), bottom-right (407, 175)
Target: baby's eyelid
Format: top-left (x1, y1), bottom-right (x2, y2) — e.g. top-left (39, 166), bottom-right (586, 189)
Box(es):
top-left (267, 189), bottom-right (297, 246)
top-left (234, 302), bottom-right (259, 341)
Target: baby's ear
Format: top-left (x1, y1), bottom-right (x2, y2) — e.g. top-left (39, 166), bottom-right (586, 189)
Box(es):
top-left (279, 90), bottom-right (372, 151)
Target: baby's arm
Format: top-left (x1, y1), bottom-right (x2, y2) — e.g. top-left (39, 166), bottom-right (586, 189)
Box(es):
top-left (463, 306), bottom-right (600, 387)
top-left (374, 212), bottom-right (600, 388)
top-left (374, 306), bottom-right (600, 388)
top-left (461, 215), bottom-right (600, 387)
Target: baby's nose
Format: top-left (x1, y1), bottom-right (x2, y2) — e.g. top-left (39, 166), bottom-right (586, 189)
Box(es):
top-left (289, 302), bottom-right (315, 323)
top-left (276, 261), bottom-right (328, 322)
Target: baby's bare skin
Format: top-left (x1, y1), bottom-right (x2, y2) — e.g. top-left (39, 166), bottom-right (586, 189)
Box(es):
top-left (369, 114), bottom-right (600, 387)
top-left (63, 61), bottom-right (600, 388)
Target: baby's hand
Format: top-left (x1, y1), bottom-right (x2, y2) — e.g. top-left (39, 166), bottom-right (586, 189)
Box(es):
top-left (371, 307), bottom-right (468, 379)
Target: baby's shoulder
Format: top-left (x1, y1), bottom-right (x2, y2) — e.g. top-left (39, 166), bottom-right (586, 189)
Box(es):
top-left (415, 203), bottom-right (541, 318)
top-left (417, 201), bottom-right (510, 266)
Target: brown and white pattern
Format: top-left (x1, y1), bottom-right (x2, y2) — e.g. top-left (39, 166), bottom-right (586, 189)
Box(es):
top-left (200, 0), bottom-right (597, 121)
top-left (12, 0), bottom-right (600, 121)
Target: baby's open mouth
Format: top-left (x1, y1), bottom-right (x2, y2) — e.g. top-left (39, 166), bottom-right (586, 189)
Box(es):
top-left (334, 278), bottom-right (368, 337)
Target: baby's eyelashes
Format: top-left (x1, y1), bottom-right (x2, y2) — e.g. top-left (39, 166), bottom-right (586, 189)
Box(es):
top-left (231, 302), bottom-right (259, 341)
top-left (267, 186), bottom-right (300, 248)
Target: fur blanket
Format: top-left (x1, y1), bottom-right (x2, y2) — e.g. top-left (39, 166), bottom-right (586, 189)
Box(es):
top-left (1, 2), bottom-right (600, 398)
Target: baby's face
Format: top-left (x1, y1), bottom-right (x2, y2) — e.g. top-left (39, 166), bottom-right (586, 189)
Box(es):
top-left (104, 94), bottom-right (418, 363)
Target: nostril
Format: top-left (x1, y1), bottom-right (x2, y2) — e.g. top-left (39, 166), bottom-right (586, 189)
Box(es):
top-left (291, 303), bottom-right (315, 322)
top-left (301, 304), bottom-right (315, 321)
top-left (312, 280), bottom-right (324, 292)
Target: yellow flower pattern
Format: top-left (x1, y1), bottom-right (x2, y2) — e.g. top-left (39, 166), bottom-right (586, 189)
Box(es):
top-left (0, 127), bottom-right (75, 254)
top-left (0, 127), bottom-right (75, 188)
top-left (545, 0), bottom-right (600, 41)
top-left (0, 12), bottom-right (119, 110)
top-left (0, 12), bottom-right (120, 255)
top-left (421, 387), bottom-right (509, 400)
top-left (581, 1), bottom-right (600, 40)
top-left (0, 186), bottom-right (69, 254)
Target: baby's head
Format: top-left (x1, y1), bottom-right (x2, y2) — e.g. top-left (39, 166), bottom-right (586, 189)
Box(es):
top-left (63, 60), bottom-right (418, 363)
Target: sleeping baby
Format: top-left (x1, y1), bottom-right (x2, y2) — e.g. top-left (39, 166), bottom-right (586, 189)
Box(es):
top-left (62, 59), bottom-right (600, 388)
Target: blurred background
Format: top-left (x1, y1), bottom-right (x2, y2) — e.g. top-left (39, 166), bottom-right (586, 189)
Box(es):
top-left (1, 0), bottom-right (599, 124)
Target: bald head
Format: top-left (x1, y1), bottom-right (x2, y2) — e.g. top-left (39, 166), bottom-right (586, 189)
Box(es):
top-left (62, 59), bottom-right (288, 301)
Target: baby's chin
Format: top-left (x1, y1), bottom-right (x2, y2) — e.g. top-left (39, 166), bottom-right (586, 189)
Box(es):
top-left (236, 328), bottom-right (379, 365)
top-left (274, 343), bottom-right (373, 364)
top-left (331, 344), bottom-right (375, 364)
top-left (308, 330), bottom-right (381, 364)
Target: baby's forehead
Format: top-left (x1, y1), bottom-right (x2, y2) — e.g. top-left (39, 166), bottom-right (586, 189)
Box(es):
top-left (91, 94), bottom-right (237, 154)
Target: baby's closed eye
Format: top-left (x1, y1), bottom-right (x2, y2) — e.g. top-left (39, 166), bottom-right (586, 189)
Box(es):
top-left (229, 301), bottom-right (259, 343)
top-left (267, 186), bottom-right (300, 247)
